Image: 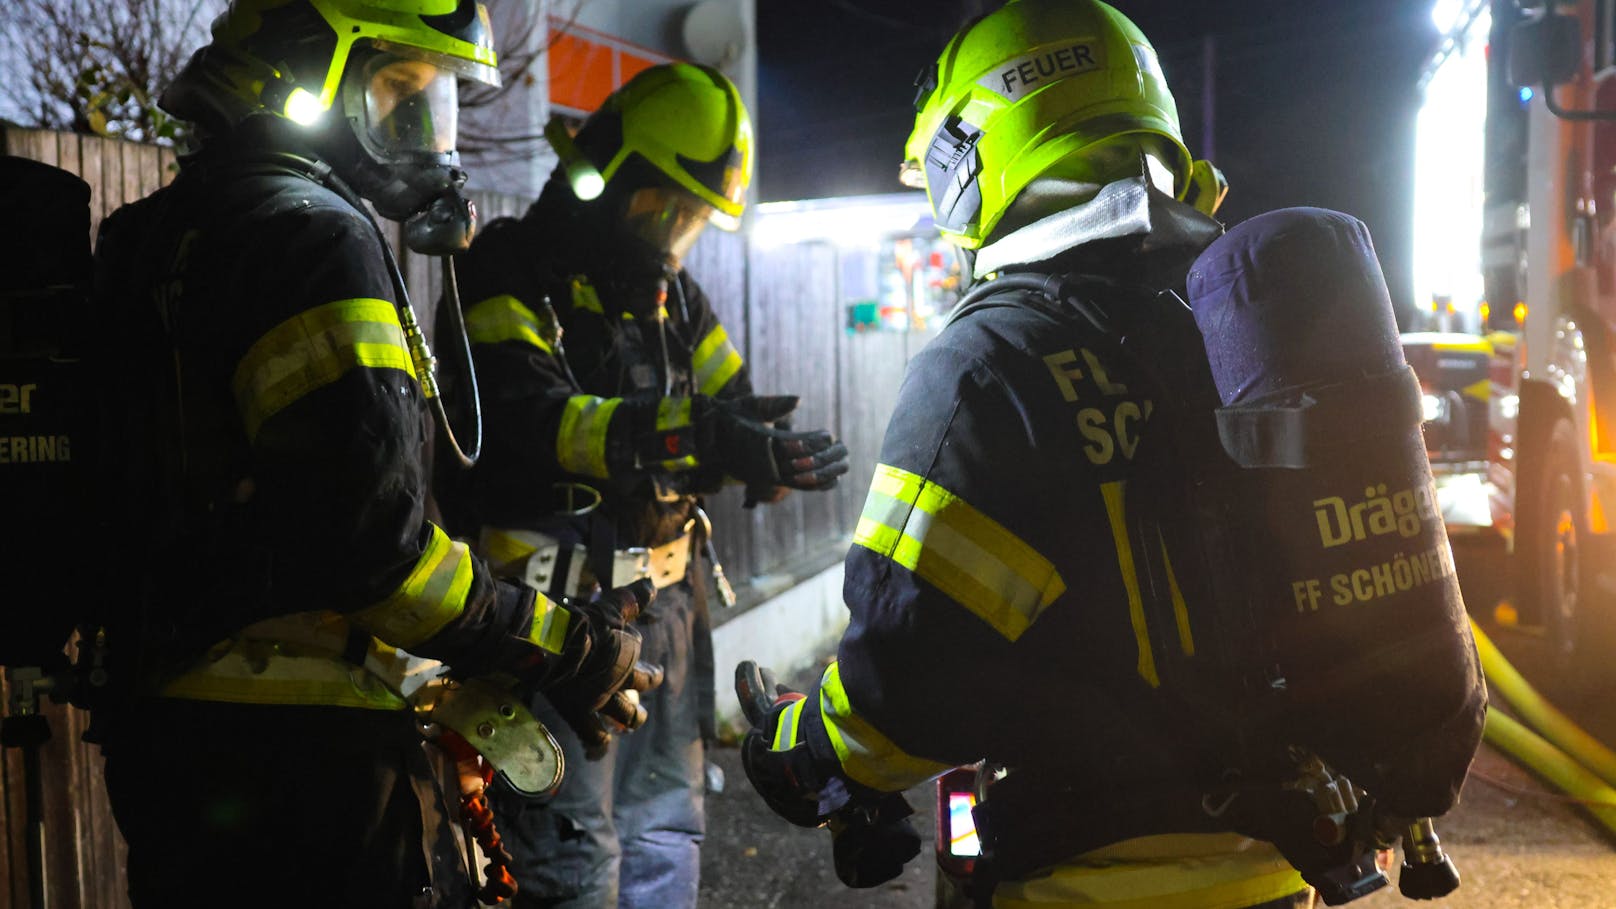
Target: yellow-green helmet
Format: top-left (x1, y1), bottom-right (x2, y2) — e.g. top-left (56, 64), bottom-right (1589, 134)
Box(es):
top-left (903, 0), bottom-right (1193, 249)
top-left (178, 0), bottom-right (497, 125)
top-left (573, 63), bottom-right (754, 229)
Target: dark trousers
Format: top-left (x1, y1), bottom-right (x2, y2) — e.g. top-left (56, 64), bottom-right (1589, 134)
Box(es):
top-left (103, 699), bottom-right (471, 909)
top-left (491, 582), bottom-right (706, 909)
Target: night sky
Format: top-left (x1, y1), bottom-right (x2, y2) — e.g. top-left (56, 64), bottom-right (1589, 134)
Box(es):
top-left (757, 0), bottom-right (1443, 314)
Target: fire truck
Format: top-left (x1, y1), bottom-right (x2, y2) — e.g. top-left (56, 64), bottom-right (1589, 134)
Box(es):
top-left (1407, 0), bottom-right (1616, 681)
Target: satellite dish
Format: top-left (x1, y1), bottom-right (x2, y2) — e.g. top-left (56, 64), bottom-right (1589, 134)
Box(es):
top-left (682, 0), bottom-right (747, 69)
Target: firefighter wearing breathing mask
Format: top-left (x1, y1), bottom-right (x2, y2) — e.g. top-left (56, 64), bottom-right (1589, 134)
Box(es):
top-left (435, 63), bottom-right (848, 908)
top-left (736, 2), bottom-right (1322, 906)
top-left (89, 2), bottom-right (660, 905)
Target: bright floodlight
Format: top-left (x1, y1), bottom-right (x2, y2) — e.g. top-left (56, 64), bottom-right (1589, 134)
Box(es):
top-left (1431, 0), bottom-right (1464, 32)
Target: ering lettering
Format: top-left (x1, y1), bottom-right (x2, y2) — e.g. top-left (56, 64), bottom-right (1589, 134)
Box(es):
top-left (0, 434), bottom-right (71, 464)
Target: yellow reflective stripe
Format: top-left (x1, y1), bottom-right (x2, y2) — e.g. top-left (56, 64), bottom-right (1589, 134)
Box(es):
top-left (993, 839), bottom-right (1305, 909)
top-left (659, 455), bottom-right (700, 472)
top-left (852, 463), bottom-right (1065, 642)
top-left (350, 525), bottom-right (474, 649)
top-left (818, 662), bottom-right (951, 792)
top-left (465, 294), bottom-right (552, 353)
top-left (556, 395), bottom-right (621, 479)
top-left (479, 527), bottom-right (539, 571)
top-left (571, 277), bottom-right (604, 314)
top-left (692, 325), bottom-right (744, 395)
top-left (527, 594), bottom-right (572, 655)
top-left (160, 650), bottom-right (407, 711)
top-left (1159, 532), bottom-right (1195, 657)
top-left (1101, 481), bottom-right (1159, 687)
top-left (232, 298), bottom-right (416, 441)
top-left (772, 696), bottom-right (806, 751)
top-left (656, 397), bottom-right (693, 430)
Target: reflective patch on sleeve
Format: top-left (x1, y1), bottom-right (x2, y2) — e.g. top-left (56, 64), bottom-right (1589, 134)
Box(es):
top-left (350, 524), bottom-right (474, 649)
top-left (570, 277), bottom-right (605, 314)
top-left (771, 695), bottom-right (806, 751)
top-left (464, 294), bottom-right (553, 353)
top-left (852, 463), bottom-right (1066, 642)
top-left (818, 661), bottom-right (951, 792)
top-left (527, 593), bottom-right (572, 655)
top-left (232, 297), bottom-right (416, 441)
top-left (557, 394), bottom-right (622, 479)
top-left (656, 397), bottom-right (693, 431)
top-left (692, 325), bottom-right (744, 395)
top-left (654, 397), bottom-right (700, 472)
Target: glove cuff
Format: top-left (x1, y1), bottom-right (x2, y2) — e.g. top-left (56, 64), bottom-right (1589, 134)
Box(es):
top-left (615, 395), bottom-right (702, 473)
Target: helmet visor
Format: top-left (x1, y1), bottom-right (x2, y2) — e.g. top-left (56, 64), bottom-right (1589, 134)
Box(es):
top-left (362, 54), bottom-right (459, 158)
top-left (623, 187), bottom-right (715, 268)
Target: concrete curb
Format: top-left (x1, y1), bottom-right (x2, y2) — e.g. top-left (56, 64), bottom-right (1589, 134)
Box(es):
top-left (709, 561), bottom-right (848, 733)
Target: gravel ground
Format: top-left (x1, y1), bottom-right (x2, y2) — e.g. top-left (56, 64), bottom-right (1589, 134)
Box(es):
top-left (698, 629), bottom-right (1616, 908)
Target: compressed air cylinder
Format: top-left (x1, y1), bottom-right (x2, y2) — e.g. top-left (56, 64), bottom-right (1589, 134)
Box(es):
top-left (1184, 208), bottom-right (1486, 818)
top-left (0, 157), bottom-right (95, 668)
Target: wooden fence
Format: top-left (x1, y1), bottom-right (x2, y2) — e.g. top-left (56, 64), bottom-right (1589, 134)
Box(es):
top-left (0, 126), bottom-right (931, 907)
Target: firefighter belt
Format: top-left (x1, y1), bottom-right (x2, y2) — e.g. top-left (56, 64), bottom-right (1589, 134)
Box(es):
top-left (159, 611), bottom-right (564, 793)
top-left (479, 527), bottom-right (692, 598)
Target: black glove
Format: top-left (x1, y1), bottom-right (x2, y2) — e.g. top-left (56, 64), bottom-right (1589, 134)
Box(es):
top-left (736, 661), bottom-right (828, 828)
top-left (830, 791), bottom-right (923, 889)
top-left (735, 661), bottom-right (919, 888)
top-left (536, 580), bottom-right (665, 759)
top-left (696, 395), bottom-right (850, 493)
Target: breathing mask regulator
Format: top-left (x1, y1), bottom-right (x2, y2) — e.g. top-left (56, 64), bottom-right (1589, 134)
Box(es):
top-left (545, 110), bottom-right (725, 394)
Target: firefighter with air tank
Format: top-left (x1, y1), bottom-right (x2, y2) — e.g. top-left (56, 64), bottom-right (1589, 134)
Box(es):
top-left (87, 1), bottom-right (659, 904)
top-left (733, 1), bottom-right (1486, 907)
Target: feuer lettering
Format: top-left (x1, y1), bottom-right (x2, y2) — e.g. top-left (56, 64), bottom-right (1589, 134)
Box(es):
top-left (998, 43), bottom-right (1099, 95)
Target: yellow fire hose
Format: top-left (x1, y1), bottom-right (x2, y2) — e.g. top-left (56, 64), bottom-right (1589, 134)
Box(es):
top-left (1471, 620), bottom-right (1616, 838)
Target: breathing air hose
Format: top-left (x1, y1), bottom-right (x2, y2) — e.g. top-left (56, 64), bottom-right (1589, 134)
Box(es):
top-left (317, 165), bottom-right (484, 469)
top-left (393, 255), bottom-right (483, 468)
top-left (1471, 620), bottom-right (1616, 838)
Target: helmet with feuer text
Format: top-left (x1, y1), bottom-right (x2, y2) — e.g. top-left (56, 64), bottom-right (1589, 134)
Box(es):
top-left (901, 0), bottom-right (1227, 249)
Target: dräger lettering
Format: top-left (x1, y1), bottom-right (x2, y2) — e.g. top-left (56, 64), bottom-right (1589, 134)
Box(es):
top-left (978, 43), bottom-right (1102, 101)
top-left (1312, 480), bottom-right (1439, 549)
top-left (0, 435), bottom-right (72, 464)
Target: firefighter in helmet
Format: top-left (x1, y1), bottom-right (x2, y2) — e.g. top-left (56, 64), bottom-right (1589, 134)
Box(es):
top-left (91, 1), bottom-right (658, 905)
top-left (435, 62), bottom-right (849, 908)
top-left (735, 1), bottom-right (1321, 906)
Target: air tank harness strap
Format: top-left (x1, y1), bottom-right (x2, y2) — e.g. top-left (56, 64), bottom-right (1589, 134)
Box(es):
top-left (439, 730), bottom-right (519, 904)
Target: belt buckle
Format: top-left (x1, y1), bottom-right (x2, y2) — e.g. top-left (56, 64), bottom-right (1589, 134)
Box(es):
top-left (615, 547), bottom-right (653, 588)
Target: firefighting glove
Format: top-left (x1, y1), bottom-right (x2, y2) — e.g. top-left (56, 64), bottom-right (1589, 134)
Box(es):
top-left (735, 661), bottom-right (920, 887)
top-left (736, 660), bottom-right (833, 827)
top-left (537, 580), bottom-right (665, 759)
top-left (695, 395), bottom-right (849, 494)
top-left (829, 790), bottom-right (922, 889)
